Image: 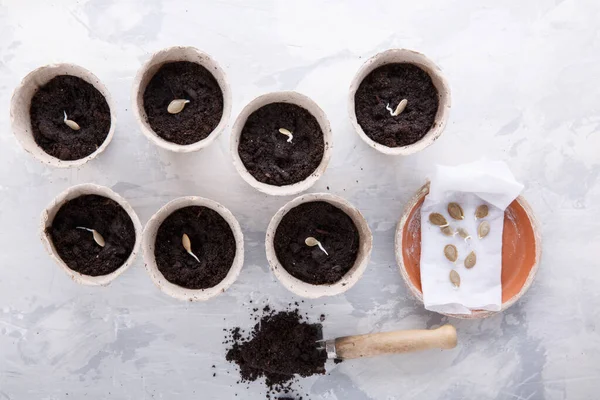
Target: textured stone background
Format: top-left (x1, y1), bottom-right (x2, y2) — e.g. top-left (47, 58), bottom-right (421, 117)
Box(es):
top-left (0, 0), bottom-right (598, 398)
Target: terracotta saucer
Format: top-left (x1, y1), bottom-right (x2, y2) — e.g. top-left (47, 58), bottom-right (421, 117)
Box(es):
top-left (395, 184), bottom-right (542, 319)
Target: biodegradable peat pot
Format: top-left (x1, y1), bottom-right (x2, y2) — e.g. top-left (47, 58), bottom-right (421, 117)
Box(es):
top-left (230, 91), bottom-right (333, 196)
top-left (11, 64), bottom-right (116, 167)
top-left (132, 46), bottom-right (231, 152)
top-left (266, 193), bottom-right (372, 298)
top-left (395, 184), bottom-right (542, 319)
top-left (142, 197), bottom-right (244, 301)
top-left (348, 49), bottom-right (451, 156)
top-left (40, 184), bottom-right (142, 286)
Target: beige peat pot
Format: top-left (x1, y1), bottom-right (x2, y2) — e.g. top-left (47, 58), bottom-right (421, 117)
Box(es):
top-left (265, 193), bottom-right (372, 298)
top-left (11, 64), bottom-right (117, 167)
top-left (348, 49), bottom-right (451, 156)
top-left (131, 46), bottom-right (231, 153)
top-left (142, 196), bottom-right (244, 301)
top-left (40, 183), bottom-right (142, 286)
top-left (230, 91), bottom-right (333, 196)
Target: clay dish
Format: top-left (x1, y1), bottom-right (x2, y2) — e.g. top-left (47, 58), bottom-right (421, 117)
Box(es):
top-left (395, 184), bottom-right (542, 319)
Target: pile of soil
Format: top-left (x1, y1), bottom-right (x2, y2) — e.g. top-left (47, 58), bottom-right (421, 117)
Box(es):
top-left (238, 103), bottom-right (324, 186)
top-left (143, 61), bottom-right (224, 145)
top-left (30, 75), bottom-right (111, 160)
top-left (47, 195), bottom-right (135, 276)
top-left (225, 307), bottom-right (326, 397)
top-left (154, 206), bottom-right (236, 289)
top-left (354, 63), bottom-right (439, 147)
top-left (274, 202), bottom-right (360, 285)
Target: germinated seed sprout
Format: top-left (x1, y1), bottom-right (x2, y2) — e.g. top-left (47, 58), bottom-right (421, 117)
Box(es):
top-left (305, 236), bottom-right (328, 255)
top-left (429, 213), bottom-right (449, 227)
top-left (168, 99), bottom-right (190, 114)
top-left (386, 99), bottom-right (408, 116)
top-left (278, 128), bottom-right (294, 143)
top-left (76, 226), bottom-right (105, 247)
top-left (182, 233), bottom-right (200, 262)
top-left (63, 111), bottom-right (81, 131)
top-left (457, 227), bottom-right (471, 242)
top-left (447, 203), bottom-right (464, 220)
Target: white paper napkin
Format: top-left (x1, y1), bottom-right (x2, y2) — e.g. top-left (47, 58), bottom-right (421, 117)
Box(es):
top-left (420, 160), bottom-right (523, 315)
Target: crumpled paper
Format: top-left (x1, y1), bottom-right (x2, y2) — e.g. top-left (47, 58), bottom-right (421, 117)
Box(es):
top-left (420, 160), bottom-right (523, 315)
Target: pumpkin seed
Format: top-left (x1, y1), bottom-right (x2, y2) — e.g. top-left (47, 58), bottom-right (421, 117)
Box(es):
top-left (63, 111), bottom-right (80, 131)
top-left (305, 237), bottom-right (319, 246)
top-left (449, 270), bottom-right (461, 288)
top-left (440, 225), bottom-right (454, 236)
top-left (475, 204), bottom-right (489, 219)
top-left (478, 221), bottom-right (490, 239)
top-left (464, 251), bottom-right (477, 269)
top-left (182, 233), bottom-right (192, 252)
top-left (76, 227), bottom-right (105, 247)
top-left (167, 99), bottom-right (190, 114)
top-left (457, 227), bottom-right (471, 241)
top-left (182, 233), bottom-right (200, 262)
top-left (444, 244), bottom-right (458, 262)
top-left (278, 128), bottom-right (294, 143)
top-left (305, 236), bottom-right (328, 255)
top-left (386, 99), bottom-right (408, 116)
top-left (447, 203), bottom-right (464, 220)
top-left (92, 230), bottom-right (105, 247)
top-left (429, 213), bottom-right (448, 227)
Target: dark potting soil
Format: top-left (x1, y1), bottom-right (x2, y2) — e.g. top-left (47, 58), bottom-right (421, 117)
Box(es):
top-left (143, 61), bottom-right (224, 145)
top-left (238, 103), bottom-right (325, 186)
top-left (30, 75), bottom-right (111, 160)
top-left (154, 206), bottom-right (236, 289)
top-left (274, 201), bottom-right (360, 285)
top-left (47, 195), bottom-right (136, 276)
top-left (354, 63), bottom-right (439, 148)
top-left (225, 308), bottom-right (326, 396)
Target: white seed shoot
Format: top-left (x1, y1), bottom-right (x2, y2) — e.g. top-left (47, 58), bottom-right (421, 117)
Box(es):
top-left (305, 236), bottom-right (328, 255)
top-left (278, 128), bottom-right (294, 143)
top-left (182, 233), bottom-right (200, 262)
top-left (385, 99), bottom-right (408, 116)
top-left (63, 111), bottom-right (81, 131)
top-left (76, 227), bottom-right (105, 247)
top-left (168, 99), bottom-right (190, 114)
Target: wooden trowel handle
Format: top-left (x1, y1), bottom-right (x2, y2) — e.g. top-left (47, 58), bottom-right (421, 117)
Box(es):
top-left (335, 324), bottom-right (457, 360)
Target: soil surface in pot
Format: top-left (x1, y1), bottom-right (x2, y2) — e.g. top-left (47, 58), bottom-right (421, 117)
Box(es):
top-left (47, 195), bottom-right (136, 276)
top-left (143, 61), bottom-right (224, 145)
top-left (225, 306), bottom-right (326, 396)
top-left (238, 103), bottom-right (325, 186)
top-left (30, 75), bottom-right (111, 161)
top-left (154, 206), bottom-right (236, 289)
top-left (274, 201), bottom-right (359, 285)
top-left (354, 63), bottom-right (439, 148)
